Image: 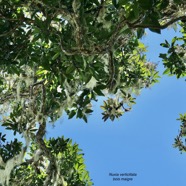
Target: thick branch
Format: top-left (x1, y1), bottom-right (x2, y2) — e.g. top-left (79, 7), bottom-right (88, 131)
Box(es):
top-left (35, 121), bottom-right (57, 186)
top-left (107, 51), bottom-right (115, 91)
top-left (32, 80), bottom-right (57, 186)
top-left (128, 15), bottom-right (186, 30)
top-left (30, 79), bottom-right (46, 98)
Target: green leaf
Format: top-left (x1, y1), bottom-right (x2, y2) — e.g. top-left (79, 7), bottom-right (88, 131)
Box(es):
top-left (163, 68), bottom-right (170, 75)
top-left (82, 115), bottom-right (88, 123)
top-left (142, 11), bottom-right (161, 30)
top-left (112, 0), bottom-right (119, 8)
top-left (171, 36), bottom-right (177, 46)
top-left (78, 164), bottom-right (85, 171)
top-left (85, 109), bottom-right (93, 114)
top-left (160, 40), bottom-right (170, 48)
top-left (137, 28), bottom-right (145, 39)
top-left (110, 115), bottom-right (115, 121)
top-left (94, 87), bottom-right (104, 96)
top-left (66, 66), bottom-right (75, 74)
top-left (52, 52), bottom-right (60, 60)
top-left (77, 109), bottom-right (83, 118)
top-left (172, 23), bottom-right (178, 32)
top-left (68, 110), bottom-right (76, 119)
top-left (149, 28), bottom-right (161, 34)
top-left (159, 53), bottom-right (167, 59)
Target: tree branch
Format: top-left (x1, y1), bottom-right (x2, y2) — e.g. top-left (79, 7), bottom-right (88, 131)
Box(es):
top-left (107, 51), bottom-right (116, 91)
top-left (128, 15), bottom-right (186, 30)
top-left (31, 80), bottom-right (58, 186)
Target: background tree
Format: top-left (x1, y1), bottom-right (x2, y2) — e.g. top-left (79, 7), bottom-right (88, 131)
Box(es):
top-left (159, 22), bottom-right (186, 153)
top-left (0, 0), bottom-right (185, 185)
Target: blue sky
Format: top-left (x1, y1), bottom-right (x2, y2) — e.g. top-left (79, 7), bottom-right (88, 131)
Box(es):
top-left (46, 28), bottom-right (186, 186)
top-left (0, 29), bottom-right (186, 186)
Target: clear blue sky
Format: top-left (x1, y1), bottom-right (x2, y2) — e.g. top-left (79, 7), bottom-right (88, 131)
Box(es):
top-left (46, 28), bottom-right (186, 186)
top-left (0, 29), bottom-right (186, 186)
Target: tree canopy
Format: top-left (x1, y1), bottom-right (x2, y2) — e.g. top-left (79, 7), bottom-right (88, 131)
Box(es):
top-left (0, 0), bottom-right (186, 185)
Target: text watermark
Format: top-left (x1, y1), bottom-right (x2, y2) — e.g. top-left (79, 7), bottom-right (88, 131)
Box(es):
top-left (109, 172), bottom-right (137, 182)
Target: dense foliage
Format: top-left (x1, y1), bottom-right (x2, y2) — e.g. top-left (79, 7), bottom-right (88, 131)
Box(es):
top-left (0, 0), bottom-right (186, 185)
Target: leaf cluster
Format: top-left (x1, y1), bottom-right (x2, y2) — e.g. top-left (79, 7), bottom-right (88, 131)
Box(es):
top-left (160, 24), bottom-right (186, 78)
top-left (9, 137), bottom-right (92, 186)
